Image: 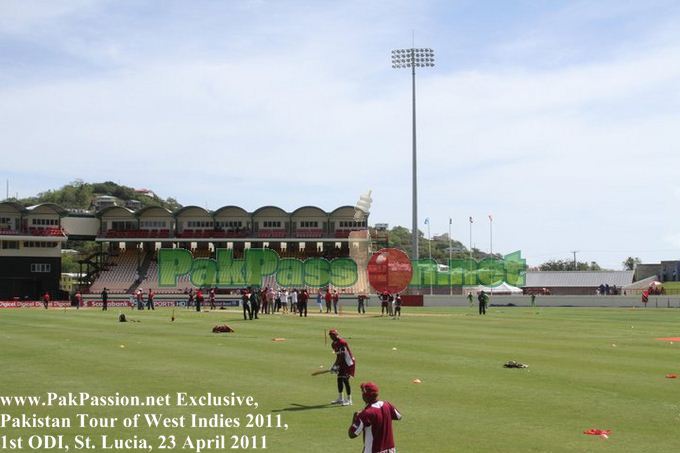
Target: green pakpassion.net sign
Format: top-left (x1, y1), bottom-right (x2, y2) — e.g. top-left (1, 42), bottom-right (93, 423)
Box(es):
top-left (157, 248), bottom-right (526, 288)
top-left (408, 251), bottom-right (526, 288)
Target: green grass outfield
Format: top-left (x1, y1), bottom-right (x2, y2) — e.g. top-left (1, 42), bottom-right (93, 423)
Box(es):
top-left (2, 306), bottom-right (680, 452)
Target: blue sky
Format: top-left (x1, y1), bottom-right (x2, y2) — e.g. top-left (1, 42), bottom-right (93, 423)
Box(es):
top-left (2, 0), bottom-right (680, 269)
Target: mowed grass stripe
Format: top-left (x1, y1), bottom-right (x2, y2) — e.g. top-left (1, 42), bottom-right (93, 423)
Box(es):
top-left (2, 307), bottom-right (680, 452)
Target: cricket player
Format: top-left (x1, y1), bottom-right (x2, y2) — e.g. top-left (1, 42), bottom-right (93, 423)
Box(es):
top-left (249, 287), bottom-right (260, 319)
top-left (380, 291), bottom-right (390, 316)
top-left (357, 293), bottom-right (366, 314)
top-left (325, 288), bottom-right (332, 313)
top-left (101, 287), bottom-right (109, 311)
top-left (241, 288), bottom-right (251, 320)
top-left (332, 290), bottom-right (340, 314)
top-left (393, 293), bottom-right (402, 318)
top-left (478, 290), bottom-right (489, 315)
top-left (329, 328), bottom-right (355, 406)
top-left (348, 381), bottom-right (402, 453)
top-left (298, 288), bottom-right (308, 317)
top-left (195, 288), bottom-right (204, 312)
top-left (146, 288), bottom-right (155, 310)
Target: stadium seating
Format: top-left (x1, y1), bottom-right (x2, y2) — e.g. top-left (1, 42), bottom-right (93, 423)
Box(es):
top-left (134, 248), bottom-right (213, 294)
top-left (136, 259), bottom-right (163, 293)
top-left (90, 250), bottom-right (143, 294)
top-left (103, 229), bottom-right (173, 239)
top-left (262, 274), bottom-right (277, 289)
top-left (295, 228), bottom-right (323, 238)
top-left (27, 227), bottom-right (65, 237)
top-left (89, 243), bottom-right (368, 295)
top-left (0, 227), bottom-right (65, 237)
top-left (134, 229), bottom-right (252, 239)
top-left (256, 229), bottom-right (287, 238)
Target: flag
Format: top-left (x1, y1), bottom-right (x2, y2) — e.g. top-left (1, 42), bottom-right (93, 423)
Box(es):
top-left (469, 216), bottom-right (473, 224)
top-left (449, 217), bottom-right (452, 225)
top-left (489, 214), bottom-right (493, 222)
top-left (424, 217), bottom-right (430, 225)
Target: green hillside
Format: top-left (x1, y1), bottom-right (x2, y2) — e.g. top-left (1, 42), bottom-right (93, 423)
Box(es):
top-left (10, 180), bottom-right (182, 212)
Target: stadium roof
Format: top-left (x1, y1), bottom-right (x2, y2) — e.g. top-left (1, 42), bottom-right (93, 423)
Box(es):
top-left (0, 201), bottom-right (28, 213)
top-left (330, 205), bottom-right (356, 216)
top-left (525, 271), bottom-right (634, 287)
top-left (252, 205), bottom-right (287, 216)
top-left (135, 206), bottom-right (173, 217)
top-left (96, 205), bottom-right (135, 217)
top-left (213, 205), bottom-right (249, 216)
top-left (291, 205), bottom-right (326, 217)
top-left (174, 205), bottom-right (210, 217)
top-left (26, 202), bottom-right (69, 216)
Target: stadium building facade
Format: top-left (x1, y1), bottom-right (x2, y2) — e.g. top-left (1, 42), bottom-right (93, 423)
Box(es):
top-left (0, 202), bottom-right (67, 299)
top-left (0, 201), bottom-right (369, 298)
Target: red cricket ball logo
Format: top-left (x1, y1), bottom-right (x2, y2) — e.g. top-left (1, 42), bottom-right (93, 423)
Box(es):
top-left (367, 248), bottom-right (413, 294)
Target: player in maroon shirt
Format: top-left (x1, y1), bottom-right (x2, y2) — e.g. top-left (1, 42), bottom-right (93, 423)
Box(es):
top-left (298, 288), bottom-right (309, 317)
top-left (329, 328), bottom-right (355, 406)
top-left (324, 289), bottom-right (332, 313)
top-left (195, 289), bottom-right (204, 312)
top-left (348, 382), bottom-right (402, 453)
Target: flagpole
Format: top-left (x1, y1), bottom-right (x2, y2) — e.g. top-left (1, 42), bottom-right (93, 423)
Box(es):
top-left (489, 214), bottom-right (493, 297)
top-left (489, 215), bottom-right (493, 257)
top-left (427, 218), bottom-right (432, 295)
top-left (449, 218), bottom-right (452, 296)
top-left (469, 217), bottom-right (473, 260)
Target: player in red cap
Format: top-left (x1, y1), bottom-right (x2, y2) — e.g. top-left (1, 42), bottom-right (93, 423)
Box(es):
top-left (328, 328), bottom-right (355, 406)
top-left (348, 381), bottom-right (402, 453)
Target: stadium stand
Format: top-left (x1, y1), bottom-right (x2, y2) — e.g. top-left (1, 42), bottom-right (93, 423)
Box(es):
top-left (90, 250), bottom-right (144, 294)
top-left (0, 201), bottom-right (370, 298)
top-left (133, 248), bottom-right (213, 294)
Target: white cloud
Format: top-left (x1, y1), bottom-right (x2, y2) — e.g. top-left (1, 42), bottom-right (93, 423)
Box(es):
top-left (1, 1), bottom-right (679, 269)
top-left (0, 0), bottom-right (99, 34)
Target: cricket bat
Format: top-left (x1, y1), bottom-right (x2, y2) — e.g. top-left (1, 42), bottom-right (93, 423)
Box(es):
top-left (311, 369), bottom-right (331, 376)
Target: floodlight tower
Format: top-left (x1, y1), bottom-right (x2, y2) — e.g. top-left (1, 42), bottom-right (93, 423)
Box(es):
top-left (391, 47), bottom-right (435, 260)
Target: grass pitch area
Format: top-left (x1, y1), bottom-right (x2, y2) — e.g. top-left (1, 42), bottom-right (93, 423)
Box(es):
top-left (2, 306), bottom-right (680, 452)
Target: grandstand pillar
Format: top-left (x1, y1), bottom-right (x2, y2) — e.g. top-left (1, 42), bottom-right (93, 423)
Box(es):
top-left (136, 243), bottom-right (141, 278)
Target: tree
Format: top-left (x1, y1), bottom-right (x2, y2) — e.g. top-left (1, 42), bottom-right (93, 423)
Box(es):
top-left (387, 226), bottom-right (413, 254)
top-left (384, 226), bottom-right (474, 261)
top-left (622, 256), bottom-right (642, 271)
top-left (539, 259), bottom-right (603, 271)
top-left (61, 253), bottom-right (80, 273)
